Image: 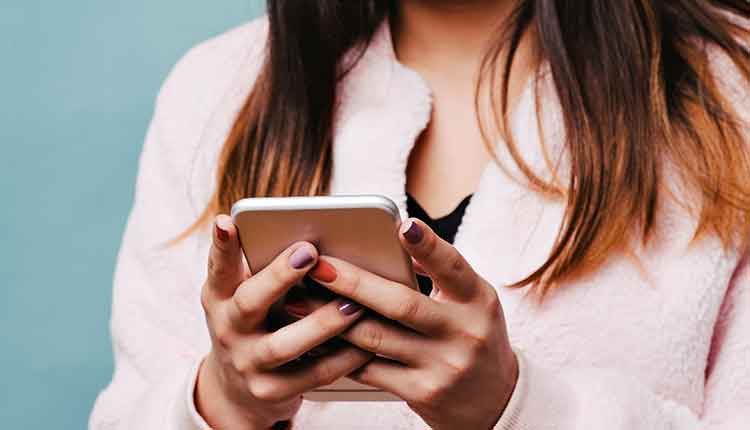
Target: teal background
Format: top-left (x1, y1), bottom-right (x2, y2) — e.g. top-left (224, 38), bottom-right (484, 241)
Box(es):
top-left (1, 1), bottom-right (264, 428)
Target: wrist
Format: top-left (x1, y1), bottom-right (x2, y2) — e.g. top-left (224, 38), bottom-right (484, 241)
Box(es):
top-left (503, 348), bottom-right (520, 410)
top-left (195, 353), bottom-right (278, 430)
top-left (488, 348), bottom-right (520, 429)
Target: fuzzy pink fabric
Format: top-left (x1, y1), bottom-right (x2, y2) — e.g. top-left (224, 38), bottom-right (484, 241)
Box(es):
top-left (90, 16), bottom-right (750, 429)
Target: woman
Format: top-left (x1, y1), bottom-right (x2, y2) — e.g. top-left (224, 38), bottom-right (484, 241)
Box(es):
top-left (91, 1), bottom-right (750, 429)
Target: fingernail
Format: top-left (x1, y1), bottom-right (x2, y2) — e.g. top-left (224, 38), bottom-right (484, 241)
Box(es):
top-left (289, 246), bottom-right (315, 269)
top-left (309, 259), bottom-right (338, 283)
top-left (401, 219), bottom-right (423, 244)
top-left (338, 299), bottom-right (362, 316)
top-left (215, 223), bottom-right (229, 242)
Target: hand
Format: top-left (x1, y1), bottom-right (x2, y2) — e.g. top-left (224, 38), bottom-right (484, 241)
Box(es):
top-left (308, 218), bottom-right (519, 430)
top-left (195, 215), bottom-right (370, 430)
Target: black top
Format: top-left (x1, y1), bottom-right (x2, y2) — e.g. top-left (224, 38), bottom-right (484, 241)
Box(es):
top-left (406, 192), bottom-right (473, 295)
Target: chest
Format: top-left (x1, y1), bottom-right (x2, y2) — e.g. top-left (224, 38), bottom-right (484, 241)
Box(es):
top-left (404, 87), bottom-right (490, 217)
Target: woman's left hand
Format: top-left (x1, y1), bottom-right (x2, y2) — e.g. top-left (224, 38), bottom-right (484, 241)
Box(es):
top-left (307, 218), bottom-right (519, 430)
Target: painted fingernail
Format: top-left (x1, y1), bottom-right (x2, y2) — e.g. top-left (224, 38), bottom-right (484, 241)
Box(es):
top-left (401, 219), bottom-right (423, 244)
top-left (309, 259), bottom-right (338, 283)
top-left (289, 246), bottom-right (315, 269)
top-left (338, 299), bottom-right (363, 316)
top-left (215, 223), bottom-right (229, 242)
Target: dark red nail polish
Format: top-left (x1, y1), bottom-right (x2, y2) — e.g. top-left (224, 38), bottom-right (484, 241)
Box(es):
top-left (215, 223), bottom-right (229, 241)
top-left (338, 299), bottom-right (362, 316)
top-left (402, 220), bottom-right (423, 244)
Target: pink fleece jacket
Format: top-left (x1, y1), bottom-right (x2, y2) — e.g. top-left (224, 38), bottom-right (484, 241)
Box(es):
top-left (89, 16), bottom-right (750, 430)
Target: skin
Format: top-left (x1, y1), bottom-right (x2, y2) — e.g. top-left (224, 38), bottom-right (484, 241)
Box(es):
top-left (316, 218), bottom-right (519, 429)
top-left (198, 216), bottom-right (518, 430)
top-left (196, 215), bottom-right (371, 429)
top-left (196, 0), bottom-right (527, 428)
top-left (397, 0), bottom-right (534, 216)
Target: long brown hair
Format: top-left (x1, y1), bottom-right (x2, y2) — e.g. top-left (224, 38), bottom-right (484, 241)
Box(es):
top-left (177, 0), bottom-right (750, 295)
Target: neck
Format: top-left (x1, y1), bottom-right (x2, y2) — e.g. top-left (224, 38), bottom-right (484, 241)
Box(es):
top-left (391, 0), bottom-right (517, 76)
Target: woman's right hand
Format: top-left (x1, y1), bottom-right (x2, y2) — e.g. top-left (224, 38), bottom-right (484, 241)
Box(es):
top-left (195, 215), bottom-right (370, 430)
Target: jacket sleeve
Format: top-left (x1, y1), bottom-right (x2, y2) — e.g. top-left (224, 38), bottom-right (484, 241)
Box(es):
top-left (88, 18), bottom-right (273, 429)
top-left (494, 251), bottom-right (749, 430)
top-left (88, 48), bottom-right (217, 429)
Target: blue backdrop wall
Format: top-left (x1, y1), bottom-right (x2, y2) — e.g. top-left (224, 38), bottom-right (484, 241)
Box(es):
top-left (1, 1), bottom-right (264, 428)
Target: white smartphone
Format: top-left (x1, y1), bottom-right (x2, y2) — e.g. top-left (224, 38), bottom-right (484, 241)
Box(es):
top-left (231, 194), bottom-right (418, 401)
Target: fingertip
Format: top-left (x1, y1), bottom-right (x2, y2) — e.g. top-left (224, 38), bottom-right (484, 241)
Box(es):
top-left (207, 216), bottom-right (246, 290)
top-left (337, 298), bottom-right (364, 316)
top-left (399, 218), bottom-right (425, 246)
top-left (215, 214), bottom-right (235, 235)
top-left (288, 241), bottom-right (319, 270)
top-left (291, 241), bottom-right (319, 257)
top-left (213, 215), bottom-right (238, 249)
top-left (398, 218), bottom-right (413, 235)
top-left (308, 257), bottom-right (338, 283)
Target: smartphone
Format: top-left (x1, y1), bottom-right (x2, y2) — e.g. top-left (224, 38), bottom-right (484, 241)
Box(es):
top-left (231, 194), bottom-right (418, 401)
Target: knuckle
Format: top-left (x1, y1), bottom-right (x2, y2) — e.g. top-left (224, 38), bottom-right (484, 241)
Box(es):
top-left (445, 351), bottom-right (474, 377)
top-left (255, 337), bottom-right (284, 368)
top-left (448, 252), bottom-right (466, 274)
top-left (212, 323), bottom-right (235, 351)
top-left (415, 378), bottom-right (444, 405)
top-left (312, 360), bottom-right (337, 387)
top-left (391, 297), bottom-right (420, 322)
top-left (309, 311), bottom-right (338, 336)
top-left (339, 269), bottom-right (362, 298)
top-left (435, 252), bottom-right (465, 281)
top-left (248, 377), bottom-right (286, 403)
top-left (269, 258), bottom-right (295, 286)
top-left (359, 323), bottom-right (384, 353)
top-left (483, 287), bottom-right (502, 318)
top-left (463, 328), bottom-right (490, 356)
top-left (231, 288), bottom-right (258, 318)
top-left (421, 232), bottom-right (439, 257)
top-left (207, 256), bottom-right (230, 282)
top-left (230, 350), bottom-right (254, 375)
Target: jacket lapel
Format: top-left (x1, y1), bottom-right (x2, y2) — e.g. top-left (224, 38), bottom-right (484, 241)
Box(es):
top-left (332, 24), bottom-right (569, 318)
top-left (330, 20), bottom-right (432, 221)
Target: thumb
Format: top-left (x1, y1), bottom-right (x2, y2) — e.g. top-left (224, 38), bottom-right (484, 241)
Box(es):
top-left (207, 214), bottom-right (247, 297)
top-left (399, 218), bottom-right (479, 301)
